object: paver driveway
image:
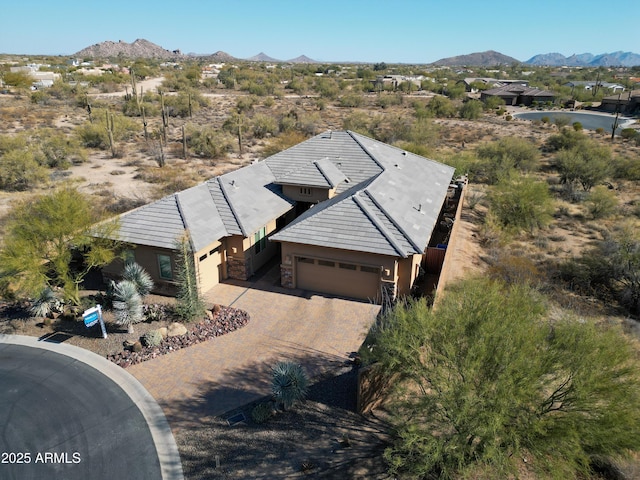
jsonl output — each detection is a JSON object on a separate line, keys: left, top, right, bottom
{"left": 127, "top": 270, "right": 380, "bottom": 426}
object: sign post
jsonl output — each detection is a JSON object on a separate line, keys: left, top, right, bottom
{"left": 83, "top": 305, "right": 107, "bottom": 339}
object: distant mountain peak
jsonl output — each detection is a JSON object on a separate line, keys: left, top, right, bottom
{"left": 525, "top": 51, "right": 640, "bottom": 66}
{"left": 287, "top": 55, "right": 317, "bottom": 63}
{"left": 74, "top": 38, "right": 181, "bottom": 59}
{"left": 247, "top": 52, "right": 281, "bottom": 62}
{"left": 431, "top": 50, "right": 520, "bottom": 67}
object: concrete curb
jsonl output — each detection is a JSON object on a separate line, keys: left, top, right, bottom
{"left": 0, "top": 334, "right": 184, "bottom": 480}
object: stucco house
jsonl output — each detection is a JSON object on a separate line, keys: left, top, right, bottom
{"left": 480, "top": 84, "right": 555, "bottom": 106}
{"left": 103, "top": 131, "right": 456, "bottom": 303}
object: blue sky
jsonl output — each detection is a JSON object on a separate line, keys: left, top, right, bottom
{"left": 1, "top": 0, "right": 638, "bottom": 63}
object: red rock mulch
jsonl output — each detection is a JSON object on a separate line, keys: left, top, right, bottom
{"left": 107, "top": 306, "right": 249, "bottom": 368}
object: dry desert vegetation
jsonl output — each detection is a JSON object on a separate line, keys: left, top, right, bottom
{"left": 1, "top": 63, "right": 640, "bottom": 479}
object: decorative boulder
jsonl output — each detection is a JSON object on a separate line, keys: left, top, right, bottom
{"left": 158, "top": 327, "right": 168, "bottom": 339}
{"left": 167, "top": 322, "right": 187, "bottom": 337}
{"left": 132, "top": 341, "right": 143, "bottom": 353}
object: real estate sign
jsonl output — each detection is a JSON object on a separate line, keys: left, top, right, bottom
{"left": 82, "top": 305, "right": 107, "bottom": 339}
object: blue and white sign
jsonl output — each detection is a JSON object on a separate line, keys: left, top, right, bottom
{"left": 82, "top": 305, "right": 107, "bottom": 339}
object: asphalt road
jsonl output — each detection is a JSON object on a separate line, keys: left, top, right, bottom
{"left": 0, "top": 343, "right": 162, "bottom": 480}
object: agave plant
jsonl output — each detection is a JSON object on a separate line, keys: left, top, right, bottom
{"left": 112, "top": 280, "right": 143, "bottom": 333}
{"left": 122, "top": 262, "right": 154, "bottom": 297}
{"left": 30, "top": 287, "right": 64, "bottom": 318}
{"left": 271, "top": 361, "right": 309, "bottom": 410}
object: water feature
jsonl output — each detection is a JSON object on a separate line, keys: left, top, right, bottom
{"left": 513, "top": 110, "right": 635, "bottom": 134}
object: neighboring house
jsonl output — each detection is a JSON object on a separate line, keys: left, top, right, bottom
{"left": 600, "top": 90, "right": 640, "bottom": 114}
{"left": 563, "top": 81, "right": 625, "bottom": 92}
{"left": 103, "top": 131, "right": 456, "bottom": 303}
{"left": 480, "top": 84, "right": 555, "bottom": 106}
{"left": 460, "top": 78, "right": 529, "bottom": 93}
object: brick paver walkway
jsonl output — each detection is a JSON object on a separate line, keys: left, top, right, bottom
{"left": 127, "top": 268, "right": 380, "bottom": 427}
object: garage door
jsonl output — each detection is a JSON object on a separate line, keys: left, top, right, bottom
{"left": 295, "top": 257, "right": 381, "bottom": 301}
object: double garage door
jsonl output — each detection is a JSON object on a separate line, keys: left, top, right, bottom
{"left": 295, "top": 256, "right": 381, "bottom": 301}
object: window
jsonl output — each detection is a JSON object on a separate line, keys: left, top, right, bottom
{"left": 199, "top": 254, "right": 208, "bottom": 262}
{"left": 339, "top": 263, "right": 357, "bottom": 270}
{"left": 254, "top": 227, "right": 267, "bottom": 254}
{"left": 360, "top": 265, "right": 380, "bottom": 274}
{"left": 210, "top": 246, "right": 220, "bottom": 255}
{"left": 300, "top": 187, "right": 312, "bottom": 196}
{"left": 318, "top": 260, "right": 335, "bottom": 267}
{"left": 157, "top": 254, "right": 173, "bottom": 280}
{"left": 298, "top": 257, "right": 315, "bottom": 264}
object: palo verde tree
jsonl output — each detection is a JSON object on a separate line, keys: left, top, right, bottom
{"left": 365, "top": 278, "right": 640, "bottom": 479}
{"left": 0, "top": 187, "right": 118, "bottom": 305}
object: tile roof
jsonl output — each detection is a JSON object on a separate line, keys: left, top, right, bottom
{"left": 113, "top": 131, "right": 454, "bottom": 258}
{"left": 270, "top": 131, "right": 455, "bottom": 256}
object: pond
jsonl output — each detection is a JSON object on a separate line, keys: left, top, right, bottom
{"left": 513, "top": 111, "right": 635, "bottom": 134}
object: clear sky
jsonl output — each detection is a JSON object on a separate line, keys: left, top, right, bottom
{"left": 1, "top": 0, "right": 638, "bottom": 63}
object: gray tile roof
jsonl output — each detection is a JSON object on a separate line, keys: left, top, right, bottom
{"left": 270, "top": 131, "right": 455, "bottom": 256}
{"left": 114, "top": 130, "right": 454, "bottom": 258}
{"left": 114, "top": 162, "right": 293, "bottom": 250}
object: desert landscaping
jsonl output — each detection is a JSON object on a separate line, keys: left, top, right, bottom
{"left": 1, "top": 53, "right": 640, "bottom": 479}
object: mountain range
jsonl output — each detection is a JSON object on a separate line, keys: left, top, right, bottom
{"left": 72, "top": 40, "right": 640, "bottom": 67}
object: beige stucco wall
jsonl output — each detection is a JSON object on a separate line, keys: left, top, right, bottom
{"left": 397, "top": 254, "right": 422, "bottom": 296}
{"left": 194, "top": 240, "right": 223, "bottom": 294}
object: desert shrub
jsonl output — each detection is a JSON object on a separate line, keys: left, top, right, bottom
{"left": 487, "top": 253, "right": 541, "bottom": 286}
{"left": 611, "top": 156, "right": 640, "bottom": 181}
{"left": 488, "top": 176, "right": 554, "bottom": 232}
{"left": 271, "top": 361, "right": 309, "bottom": 410}
{"left": 250, "top": 113, "right": 278, "bottom": 138}
{"left": 342, "top": 111, "right": 375, "bottom": 136}
{"left": 483, "top": 95, "right": 505, "bottom": 111}
{"left": 296, "top": 112, "right": 322, "bottom": 136}
{"left": 251, "top": 402, "right": 274, "bottom": 424}
{"left": 545, "top": 128, "right": 586, "bottom": 152}
{"left": 0, "top": 149, "right": 48, "bottom": 191}
{"left": 75, "top": 109, "right": 138, "bottom": 149}
{"left": 477, "top": 136, "right": 540, "bottom": 174}
{"left": 164, "top": 91, "right": 207, "bottom": 117}
{"left": 459, "top": 99, "right": 483, "bottom": 120}
{"left": 505, "top": 114, "right": 512, "bottom": 121}
{"left": 426, "top": 95, "right": 456, "bottom": 118}
{"left": 186, "top": 126, "right": 234, "bottom": 159}
{"left": 32, "top": 128, "right": 87, "bottom": 168}
{"left": 586, "top": 186, "right": 618, "bottom": 219}
{"left": 235, "top": 95, "right": 257, "bottom": 113}
{"left": 620, "top": 128, "right": 639, "bottom": 141}
{"left": 595, "top": 127, "right": 606, "bottom": 135}
{"left": 337, "top": 93, "right": 364, "bottom": 108}
{"left": 561, "top": 222, "right": 640, "bottom": 313}
{"left": 376, "top": 93, "right": 403, "bottom": 109}
{"left": 554, "top": 140, "right": 612, "bottom": 192}
{"left": 554, "top": 115, "right": 572, "bottom": 128}
{"left": 142, "top": 329, "right": 163, "bottom": 347}
{"left": 572, "top": 121, "right": 583, "bottom": 131}
{"left": 174, "top": 236, "right": 206, "bottom": 322}
{"left": 541, "top": 116, "right": 550, "bottom": 124}
{"left": 143, "top": 303, "right": 169, "bottom": 322}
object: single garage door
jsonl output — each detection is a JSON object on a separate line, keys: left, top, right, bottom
{"left": 295, "top": 256, "right": 381, "bottom": 301}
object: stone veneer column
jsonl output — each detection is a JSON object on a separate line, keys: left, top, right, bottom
{"left": 280, "top": 264, "right": 293, "bottom": 288}
{"left": 227, "top": 256, "right": 250, "bottom": 280}
{"left": 380, "top": 280, "right": 397, "bottom": 304}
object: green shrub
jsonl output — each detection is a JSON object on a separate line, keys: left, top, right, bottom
{"left": 595, "top": 127, "right": 606, "bottom": 135}
{"left": 611, "top": 156, "right": 640, "bottom": 181}
{"left": 142, "top": 329, "right": 163, "bottom": 347}
{"left": 505, "top": 114, "right": 512, "bottom": 121}
{"left": 250, "top": 113, "right": 278, "bottom": 138}
{"left": 620, "top": 128, "right": 639, "bottom": 141}
{"left": 488, "top": 176, "right": 554, "bottom": 232}
{"left": 271, "top": 361, "right": 309, "bottom": 410}
{"left": 186, "top": 126, "right": 234, "bottom": 159}
{"left": 459, "top": 99, "right": 483, "bottom": 120}
{"left": 541, "top": 116, "right": 550, "bottom": 124}
{"left": 337, "top": 93, "right": 364, "bottom": 108}
{"left": 586, "top": 186, "right": 618, "bottom": 219}
{"left": 251, "top": 402, "right": 274, "bottom": 424}
{"left": 572, "top": 121, "right": 583, "bottom": 131}
{"left": 0, "top": 149, "right": 48, "bottom": 191}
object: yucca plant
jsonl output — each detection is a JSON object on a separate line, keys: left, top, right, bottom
{"left": 122, "top": 262, "right": 154, "bottom": 297}
{"left": 112, "top": 280, "right": 143, "bottom": 333}
{"left": 271, "top": 361, "right": 309, "bottom": 410}
{"left": 30, "top": 287, "right": 64, "bottom": 318}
